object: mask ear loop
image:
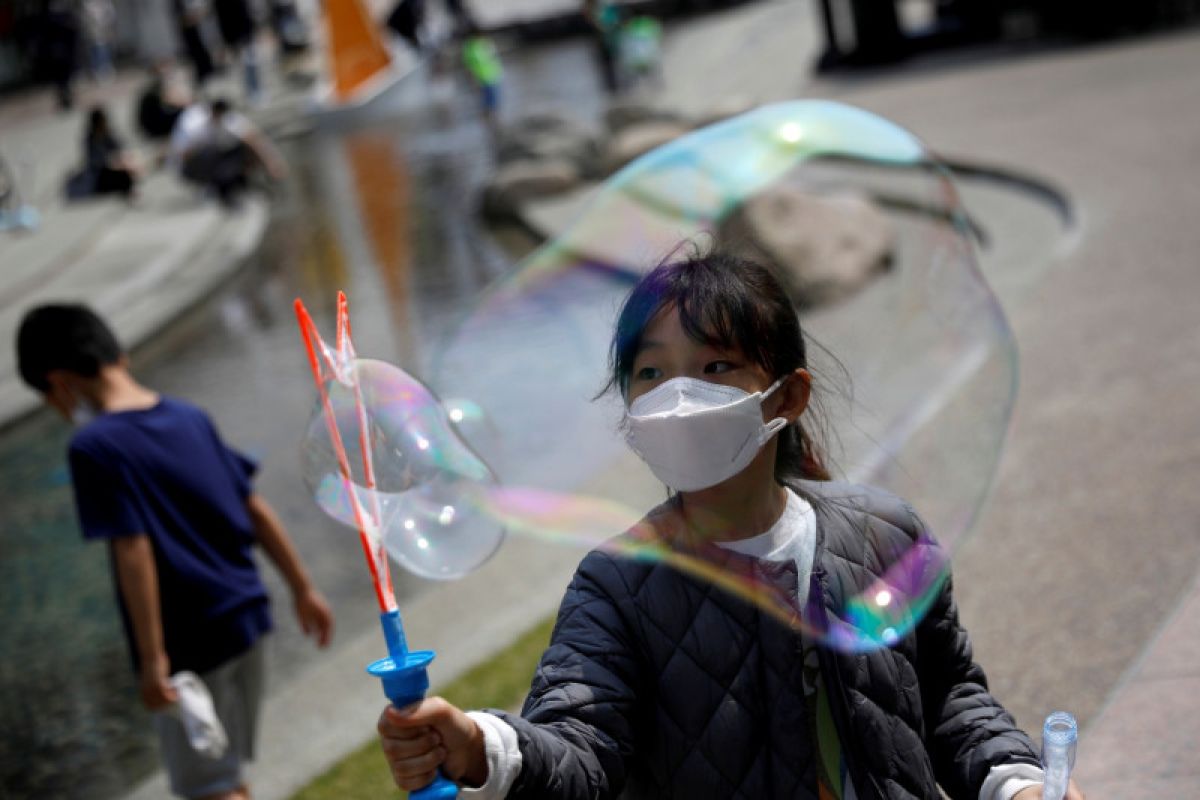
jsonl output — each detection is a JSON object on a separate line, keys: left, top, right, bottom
{"left": 760, "top": 375, "right": 789, "bottom": 400}
{"left": 760, "top": 416, "right": 789, "bottom": 444}
{"left": 758, "top": 376, "right": 792, "bottom": 444}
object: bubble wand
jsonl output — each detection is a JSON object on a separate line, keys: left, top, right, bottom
{"left": 295, "top": 293, "right": 458, "bottom": 800}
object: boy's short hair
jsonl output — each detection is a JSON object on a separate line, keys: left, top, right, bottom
{"left": 16, "top": 304, "right": 123, "bottom": 392}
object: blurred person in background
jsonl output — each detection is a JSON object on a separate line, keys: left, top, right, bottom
{"left": 460, "top": 21, "right": 503, "bottom": 135}
{"left": 81, "top": 0, "right": 117, "bottom": 81}
{"left": 170, "top": 97, "right": 287, "bottom": 207}
{"left": 136, "top": 61, "right": 189, "bottom": 143}
{"left": 36, "top": 0, "right": 80, "bottom": 110}
{"left": 173, "top": 0, "right": 216, "bottom": 88}
{"left": 442, "top": 0, "right": 472, "bottom": 33}
{"left": 584, "top": 0, "right": 621, "bottom": 94}
{"left": 386, "top": 0, "right": 428, "bottom": 54}
{"left": 212, "top": 0, "right": 261, "bottom": 104}
{"left": 268, "top": 0, "right": 310, "bottom": 54}
{"left": 66, "top": 106, "right": 140, "bottom": 201}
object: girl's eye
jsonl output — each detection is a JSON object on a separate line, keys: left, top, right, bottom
{"left": 704, "top": 360, "right": 735, "bottom": 375}
{"left": 635, "top": 366, "right": 661, "bottom": 381}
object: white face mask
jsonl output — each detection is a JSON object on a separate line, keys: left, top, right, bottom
{"left": 61, "top": 386, "right": 97, "bottom": 427}
{"left": 623, "top": 376, "right": 789, "bottom": 492}
{"left": 70, "top": 401, "right": 96, "bottom": 427}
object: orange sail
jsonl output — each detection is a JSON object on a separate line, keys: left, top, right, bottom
{"left": 325, "top": 0, "right": 393, "bottom": 103}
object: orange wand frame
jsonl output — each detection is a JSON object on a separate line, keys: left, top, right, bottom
{"left": 295, "top": 292, "right": 458, "bottom": 800}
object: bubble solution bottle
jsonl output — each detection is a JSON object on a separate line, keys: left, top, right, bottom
{"left": 1040, "top": 711, "right": 1077, "bottom": 800}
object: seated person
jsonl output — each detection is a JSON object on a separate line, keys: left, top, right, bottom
{"left": 169, "top": 98, "right": 287, "bottom": 207}
{"left": 136, "top": 62, "right": 188, "bottom": 141}
{"left": 67, "top": 106, "right": 139, "bottom": 200}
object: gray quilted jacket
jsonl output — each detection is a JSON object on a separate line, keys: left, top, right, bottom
{"left": 495, "top": 480, "right": 1039, "bottom": 799}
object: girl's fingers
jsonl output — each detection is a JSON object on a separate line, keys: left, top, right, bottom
{"left": 378, "top": 705, "right": 436, "bottom": 738}
{"left": 379, "top": 720, "right": 433, "bottom": 741}
{"left": 388, "top": 747, "right": 448, "bottom": 786}
{"left": 381, "top": 730, "right": 443, "bottom": 759}
{"left": 384, "top": 725, "right": 436, "bottom": 742}
{"left": 393, "top": 768, "right": 439, "bottom": 791}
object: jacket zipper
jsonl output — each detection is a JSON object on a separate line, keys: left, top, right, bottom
{"left": 812, "top": 563, "right": 880, "bottom": 800}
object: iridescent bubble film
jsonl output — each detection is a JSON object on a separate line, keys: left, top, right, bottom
{"left": 301, "top": 358, "right": 505, "bottom": 580}
{"left": 423, "top": 101, "right": 1016, "bottom": 651}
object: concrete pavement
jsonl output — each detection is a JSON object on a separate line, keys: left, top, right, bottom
{"left": 813, "top": 27, "right": 1200, "bottom": 796}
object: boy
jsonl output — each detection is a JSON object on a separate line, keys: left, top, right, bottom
{"left": 16, "top": 304, "right": 334, "bottom": 800}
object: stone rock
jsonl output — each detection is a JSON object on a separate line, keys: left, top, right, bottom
{"left": 604, "top": 100, "right": 685, "bottom": 134}
{"left": 602, "top": 120, "right": 691, "bottom": 174}
{"left": 720, "top": 187, "right": 895, "bottom": 308}
{"left": 480, "top": 157, "right": 582, "bottom": 222}
{"left": 496, "top": 114, "right": 602, "bottom": 177}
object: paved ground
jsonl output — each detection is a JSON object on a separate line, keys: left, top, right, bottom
{"left": 3, "top": 2, "right": 1197, "bottom": 798}
{"left": 814, "top": 28, "right": 1200, "bottom": 797}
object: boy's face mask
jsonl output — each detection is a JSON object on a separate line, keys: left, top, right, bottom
{"left": 69, "top": 397, "right": 97, "bottom": 427}
{"left": 623, "top": 376, "right": 789, "bottom": 492}
{"left": 46, "top": 376, "right": 97, "bottom": 427}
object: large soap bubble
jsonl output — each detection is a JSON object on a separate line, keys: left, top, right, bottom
{"left": 420, "top": 101, "right": 1016, "bottom": 651}
{"left": 301, "top": 357, "right": 505, "bottom": 580}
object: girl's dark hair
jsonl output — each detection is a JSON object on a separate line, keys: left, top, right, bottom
{"left": 16, "top": 304, "right": 123, "bottom": 392}
{"left": 605, "top": 247, "right": 832, "bottom": 482}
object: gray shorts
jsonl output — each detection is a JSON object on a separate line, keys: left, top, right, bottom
{"left": 154, "top": 640, "right": 266, "bottom": 799}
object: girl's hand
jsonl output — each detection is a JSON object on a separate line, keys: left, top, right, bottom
{"left": 378, "top": 697, "right": 487, "bottom": 790}
{"left": 1013, "top": 778, "right": 1086, "bottom": 799}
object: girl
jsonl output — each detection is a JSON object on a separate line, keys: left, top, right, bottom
{"left": 378, "top": 250, "right": 1084, "bottom": 799}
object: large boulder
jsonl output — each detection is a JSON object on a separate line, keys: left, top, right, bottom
{"left": 602, "top": 120, "right": 691, "bottom": 174}
{"left": 496, "top": 114, "right": 602, "bottom": 178}
{"left": 480, "top": 157, "right": 583, "bottom": 222}
{"left": 720, "top": 187, "right": 895, "bottom": 308}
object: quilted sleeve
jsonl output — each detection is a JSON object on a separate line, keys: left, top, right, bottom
{"left": 908, "top": 504, "right": 1041, "bottom": 799}
{"left": 493, "top": 550, "right": 642, "bottom": 800}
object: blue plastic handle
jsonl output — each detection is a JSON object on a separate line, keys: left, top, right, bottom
{"left": 368, "top": 610, "right": 459, "bottom": 800}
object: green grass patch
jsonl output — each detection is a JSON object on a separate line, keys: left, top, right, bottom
{"left": 290, "top": 615, "right": 556, "bottom": 800}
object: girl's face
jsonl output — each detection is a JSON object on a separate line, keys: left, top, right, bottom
{"left": 627, "top": 304, "right": 776, "bottom": 405}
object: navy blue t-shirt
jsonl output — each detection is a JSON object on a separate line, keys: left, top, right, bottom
{"left": 68, "top": 397, "right": 272, "bottom": 675}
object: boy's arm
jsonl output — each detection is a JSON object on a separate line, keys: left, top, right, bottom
{"left": 246, "top": 493, "right": 334, "bottom": 647}
{"left": 110, "top": 535, "right": 178, "bottom": 711}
